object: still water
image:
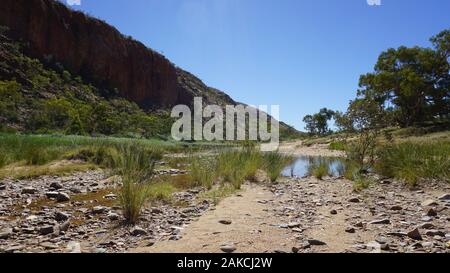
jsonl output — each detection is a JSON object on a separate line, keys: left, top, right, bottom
{"left": 281, "top": 156, "right": 347, "bottom": 178}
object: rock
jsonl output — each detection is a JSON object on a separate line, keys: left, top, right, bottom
{"left": 426, "top": 208, "right": 437, "bottom": 217}
{"left": 0, "top": 228, "right": 13, "bottom": 239}
{"left": 390, "top": 205, "right": 403, "bottom": 211}
{"left": 387, "top": 232, "right": 408, "bottom": 238}
{"left": 369, "top": 219, "right": 391, "bottom": 225}
{"left": 21, "top": 187, "right": 37, "bottom": 194}
{"left": 219, "top": 220, "right": 232, "bottom": 225}
{"left": 131, "top": 227, "right": 147, "bottom": 236}
{"left": 345, "top": 227, "right": 356, "bottom": 233}
{"left": 55, "top": 211, "right": 70, "bottom": 222}
{"left": 0, "top": 183, "right": 6, "bottom": 190}
{"left": 421, "top": 199, "right": 438, "bottom": 207}
{"left": 220, "top": 245, "right": 237, "bottom": 253}
{"left": 307, "top": 239, "right": 327, "bottom": 246}
{"left": 107, "top": 212, "right": 120, "bottom": 221}
{"left": 56, "top": 192, "right": 70, "bottom": 202}
{"left": 103, "top": 194, "right": 117, "bottom": 200}
{"left": 92, "top": 206, "right": 108, "bottom": 214}
{"left": 39, "top": 225, "right": 55, "bottom": 235}
{"left": 45, "top": 191, "right": 59, "bottom": 199}
{"left": 151, "top": 208, "right": 163, "bottom": 214}
{"left": 40, "top": 242, "right": 58, "bottom": 250}
{"left": 330, "top": 209, "right": 337, "bottom": 215}
{"left": 425, "top": 230, "right": 445, "bottom": 237}
{"left": 67, "top": 241, "right": 81, "bottom": 253}
{"left": 288, "top": 222, "right": 301, "bottom": 228}
{"left": 419, "top": 223, "right": 435, "bottom": 229}
{"left": 348, "top": 197, "right": 361, "bottom": 203}
{"left": 407, "top": 228, "right": 422, "bottom": 241}
{"left": 50, "top": 182, "right": 63, "bottom": 190}
{"left": 438, "top": 193, "right": 450, "bottom": 201}
{"left": 60, "top": 220, "right": 70, "bottom": 232}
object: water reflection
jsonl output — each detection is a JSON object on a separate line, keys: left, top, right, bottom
{"left": 281, "top": 156, "right": 347, "bottom": 178}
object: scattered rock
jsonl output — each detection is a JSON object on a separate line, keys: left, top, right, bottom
{"left": 56, "top": 192, "right": 70, "bottom": 202}
{"left": 407, "top": 228, "right": 422, "bottom": 241}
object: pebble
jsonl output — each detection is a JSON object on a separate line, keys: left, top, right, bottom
{"left": 39, "top": 225, "right": 55, "bottom": 235}
{"left": 219, "top": 220, "right": 232, "bottom": 225}
{"left": 0, "top": 228, "right": 13, "bottom": 239}
{"left": 131, "top": 227, "right": 147, "bottom": 236}
{"left": 56, "top": 192, "right": 70, "bottom": 202}
{"left": 369, "top": 218, "right": 391, "bottom": 225}
{"left": 55, "top": 211, "right": 70, "bottom": 222}
{"left": 345, "top": 227, "right": 356, "bottom": 233}
{"left": 421, "top": 199, "right": 438, "bottom": 207}
{"left": 307, "top": 239, "right": 327, "bottom": 246}
{"left": 407, "top": 228, "right": 423, "bottom": 241}
{"left": 50, "top": 182, "right": 63, "bottom": 190}
{"left": 21, "top": 187, "right": 37, "bottom": 195}
{"left": 220, "top": 245, "right": 237, "bottom": 253}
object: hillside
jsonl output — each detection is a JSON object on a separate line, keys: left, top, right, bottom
{"left": 0, "top": 0, "right": 299, "bottom": 139}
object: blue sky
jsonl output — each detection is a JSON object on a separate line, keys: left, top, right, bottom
{"left": 69, "top": 0, "right": 450, "bottom": 131}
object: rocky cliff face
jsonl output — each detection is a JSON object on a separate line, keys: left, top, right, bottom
{"left": 0, "top": 0, "right": 209, "bottom": 108}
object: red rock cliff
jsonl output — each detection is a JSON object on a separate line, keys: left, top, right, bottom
{"left": 0, "top": 0, "right": 194, "bottom": 108}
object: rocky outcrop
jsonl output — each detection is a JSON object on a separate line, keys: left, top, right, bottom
{"left": 0, "top": 0, "right": 199, "bottom": 108}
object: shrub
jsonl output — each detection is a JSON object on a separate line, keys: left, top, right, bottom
{"left": 352, "top": 175, "right": 374, "bottom": 192}
{"left": 308, "top": 160, "right": 330, "bottom": 180}
{"left": 262, "top": 152, "right": 292, "bottom": 182}
{"left": 188, "top": 156, "right": 216, "bottom": 189}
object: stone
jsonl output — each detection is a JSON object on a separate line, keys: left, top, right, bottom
{"left": 103, "top": 194, "right": 117, "bottom": 200}
{"left": 21, "top": 187, "right": 37, "bottom": 194}
{"left": 421, "top": 199, "right": 438, "bottom": 207}
{"left": 369, "top": 219, "right": 391, "bottom": 225}
{"left": 220, "top": 245, "right": 237, "bottom": 253}
{"left": 419, "top": 223, "right": 435, "bottom": 229}
{"left": 407, "top": 228, "right": 422, "bottom": 241}
{"left": 219, "top": 220, "right": 232, "bottom": 225}
{"left": 60, "top": 220, "right": 70, "bottom": 232}
{"left": 0, "top": 183, "right": 6, "bottom": 190}
{"left": 131, "top": 227, "right": 147, "bottom": 236}
{"left": 108, "top": 212, "right": 120, "bottom": 221}
{"left": 345, "top": 227, "right": 356, "bottom": 233}
{"left": 39, "top": 225, "right": 55, "bottom": 235}
{"left": 366, "top": 241, "right": 381, "bottom": 253}
{"left": 438, "top": 194, "right": 450, "bottom": 201}
{"left": 307, "top": 239, "right": 327, "bottom": 246}
{"left": 425, "top": 230, "right": 445, "bottom": 237}
{"left": 45, "top": 191, "right": 59, "bottom": 199}
{"left": 390, "top": 205, "right": 403, "bottom": 211}
{"left": 56, "top": 192, "right": 70, "bottom": 202}
{"left": 50, "top": 182, "right": 63, "bottom": 190}
{"left": 330, "top": 209, "right": 337, "bottom": 215}
{"left": 348, "top": 197, "right": 361, "bottom": 203}
{"left": 40, "top": 242, "right": 58, "bottom": 250}
{"left": 288, "top": 222, "right": 301, "bottom": 228}
{"left": 0, "top": 228, "right": 13, "bottom": 239}
{"left": 426, "top": 208, "right": 437, "bottom": 217}
{"left": 92, "top": 206, "right": 108, "bottom": 214}
{"left": 55, "top": 211, "right": 70, "bottom": 222}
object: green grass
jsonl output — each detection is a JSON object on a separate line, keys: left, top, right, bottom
{"left": 329, "top": 141, "right": 346, "bottom": 151}
{"left": 375, "top": 141, "right": 450, "bottom": 186}
{"left": 262, "top": 152, "right": 293, "bottom": 182}
{"left": 198, "top": 184, "right": 239, "bottom": 205}
{"left": 352, "top": 175, "right": 374, "bottom": 192}
{"left": 147, "top": 182, "right": 176, "bottom": 202}
{"left": 187, "top": 156, "right": 216, "bottom": 189}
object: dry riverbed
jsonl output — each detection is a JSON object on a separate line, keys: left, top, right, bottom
{"left": 0, "top": 164, "right": 449, "bottom": 253}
